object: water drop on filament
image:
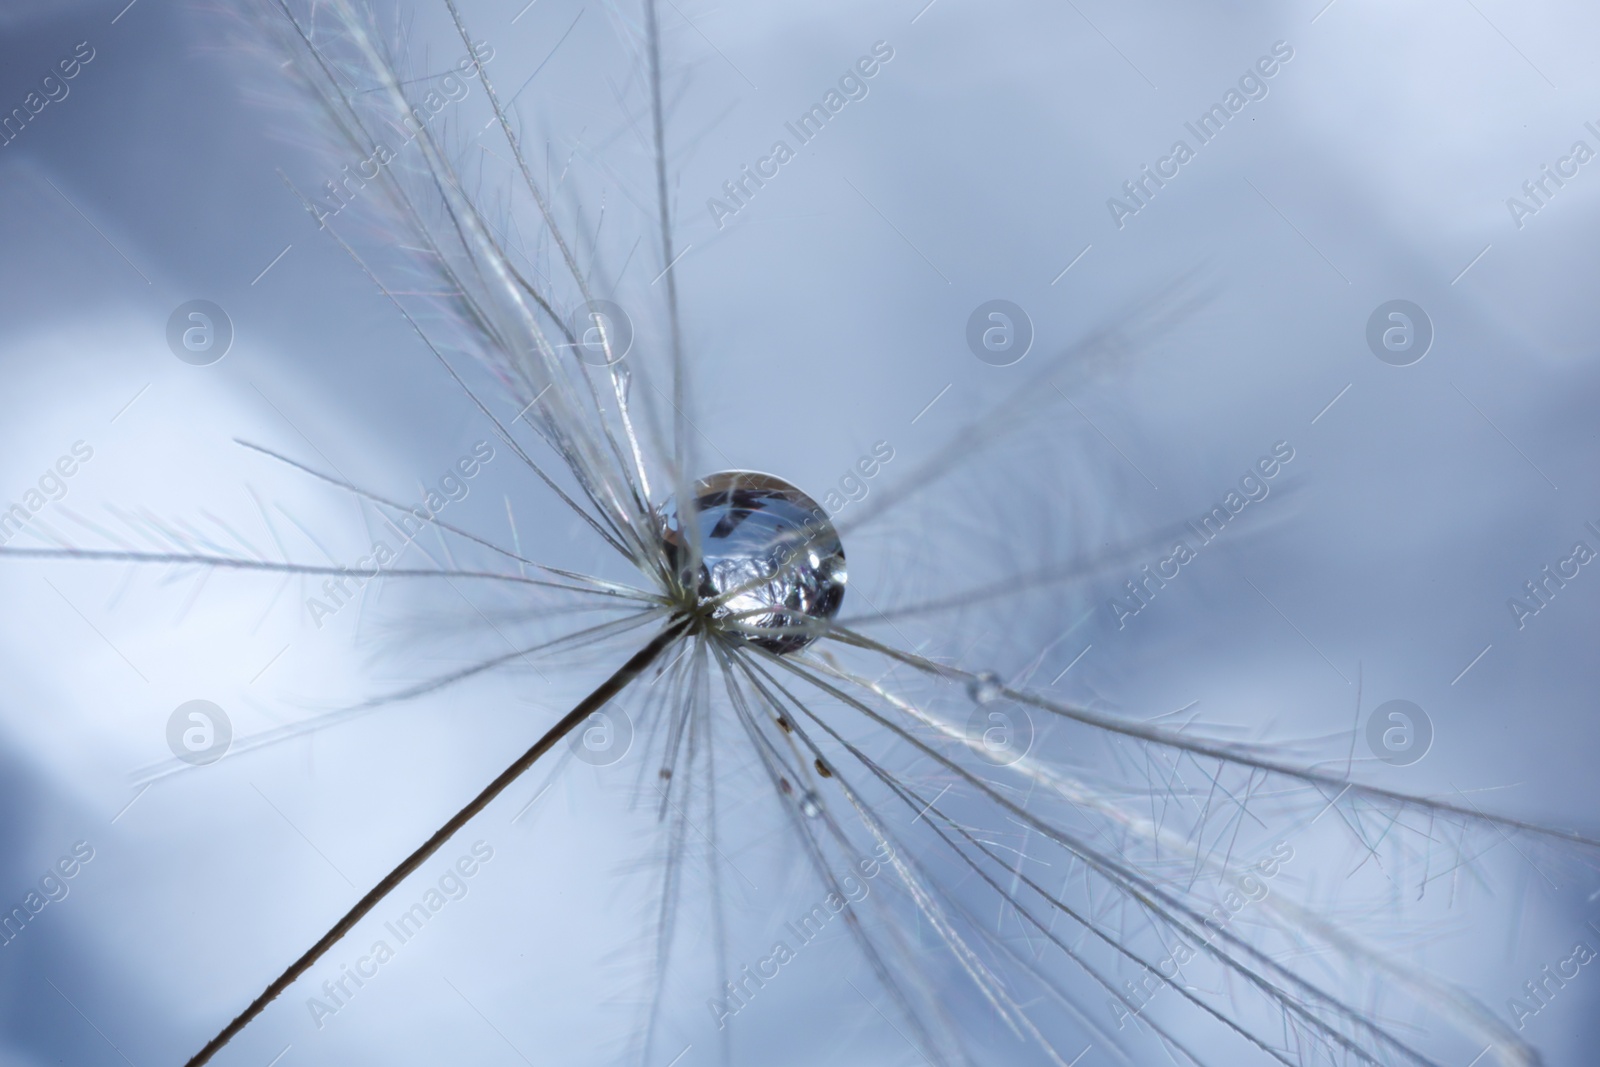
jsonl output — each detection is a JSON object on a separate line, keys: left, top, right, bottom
{"left": 968, "top": 672, "right": 1003, "bottom": 705}
{"left": 662, "top": 471, "right": 846, "bottom": 653}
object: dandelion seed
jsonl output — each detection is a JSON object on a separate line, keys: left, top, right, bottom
{"left": 4, "top": 2, "right": 1597, "bottom": 1067}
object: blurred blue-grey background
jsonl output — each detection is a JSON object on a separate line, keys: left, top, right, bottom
{"left": 1, "top": 0, "right": 1598, "bottom": 1064}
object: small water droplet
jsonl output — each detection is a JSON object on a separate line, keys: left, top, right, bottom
{"left": 661, "top": 471, "right": 846, "bottom": 653}
{"left": 800, "top": 791, "right": 822, "bottom": 818}
{"left": 968, "top": 671, "right": 1003, "bottom": 705}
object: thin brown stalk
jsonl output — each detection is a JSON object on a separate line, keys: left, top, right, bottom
{"left": 183, "top": 618, "right": 689, "bottom": 1067}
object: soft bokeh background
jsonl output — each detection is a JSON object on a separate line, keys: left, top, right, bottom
{"left": 1, "top": 0, "right": 1598, "bottom": 1064}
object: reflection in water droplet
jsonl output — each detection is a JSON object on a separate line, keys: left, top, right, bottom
{"left": 662, "top": 471, "right": 846, "bottom": 653}
{"left": 967, "top": 671, "right": 1003, "bottom": 705}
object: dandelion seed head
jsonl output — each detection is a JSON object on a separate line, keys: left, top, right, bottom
{"left": 659, "top": 470, "right": 845, "bottom": 653}
{"left": 23, "top": 5, "right": 1588, "bottom": 1066}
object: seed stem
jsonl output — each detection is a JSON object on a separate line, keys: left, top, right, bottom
{"left": 184, "top": 619, "right": 689, "bottom": 1067}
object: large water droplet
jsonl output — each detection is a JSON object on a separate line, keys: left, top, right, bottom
{"left": 662, "top": 471, "right": 846, "bottom": 653}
